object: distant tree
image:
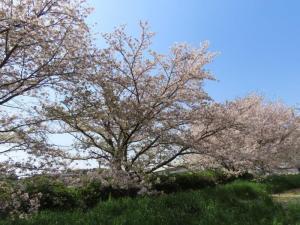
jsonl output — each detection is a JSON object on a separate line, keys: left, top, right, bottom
{"left": 187, "top": 95, "right": 300, "bottom": 174}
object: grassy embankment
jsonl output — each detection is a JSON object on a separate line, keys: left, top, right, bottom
{"left": 1, "top": 175, "right": 300, "bottom": 225}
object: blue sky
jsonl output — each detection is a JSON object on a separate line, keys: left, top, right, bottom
{"left": 87, "top": 0, "right": 300, "bottom": 106}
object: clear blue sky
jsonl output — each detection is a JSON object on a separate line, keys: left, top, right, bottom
{"left": 87, "top": 0, "right": 300, "bottom": 106}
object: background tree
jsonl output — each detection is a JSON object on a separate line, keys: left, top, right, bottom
{"left": 187, "top": 95, "right": 300, "bottom": 174}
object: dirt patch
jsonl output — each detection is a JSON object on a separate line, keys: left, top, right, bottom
{"left": 272, "top": 189, "right": 300, "bottom": 204}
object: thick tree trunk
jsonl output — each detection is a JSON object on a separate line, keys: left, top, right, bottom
{"left": 111, "top": 148, "right": 126, "bottom": 171}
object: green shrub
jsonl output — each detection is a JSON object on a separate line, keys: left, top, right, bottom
{"left": 152, "top": 169, "right": 253, "bottom": 193}
{"left": 0, "top": 181, "right": 14, "bottom": 218}
{"left": 101, "top": 186, "right": 140, "bottom": 200}
{"left": 1, "top": 181, "right": 298, "bottom": 225}
{"left": 79, "top": 180, "right": 103, "bottom": 208}
{"left": 216, "top": 180, "right": 268, "bottom": 202}
{"left": 22, "top": 176, "right": 140, "bottom": 211}
{"left": 10, "top": 172, "right": 299, "bottom": 217}
{"left": 23, "top": 176, "right": 80, "bottom": 211}
{"left": 262, "top": 174, "right": 300, "bottom": 193}
{"left": 0, "top": 180, "right": 42, "bottom": 219}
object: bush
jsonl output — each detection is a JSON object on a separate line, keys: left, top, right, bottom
{"left": 9, "top": 171, "right": 299, "bottom": 216}
{"left": 101, "top": 186, "right": 140, "bottom": 200}
{"left": 1, "top": 181, "right": 298, "bottom": 225}
{"left": 153, "top": 171, "right": 217, "bottom": 193}
{"left": 0, "top": 180, "right": 41, "bottom": 219}
{"left": 79, "top": 180, "right": 103, "bottom": 208}
{"left": 152, "top": 170, "right": 256, "bottom": 193}
{"left": 22, "top": 176, "right": 80, "bottom": 211}
{"left": 262, "top": 174, "right": 300, "bottom": 193}
{"left": 216, "top": 180, "right": 268, "bottom": 202}
{"left": 22, "top": 175, "right": 140, "bottom": 211}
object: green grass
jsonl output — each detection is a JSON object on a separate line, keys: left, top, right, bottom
{"left": 1, "top": 180, "right": 300, "bottom": 225}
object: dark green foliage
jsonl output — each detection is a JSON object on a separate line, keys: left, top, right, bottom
{"left": 22, "top": 176, "right": 80, "bottom": 211}
{"left": 21, "top": 176, "right": 140, "bottom": 211}
{"left": 0, "top": 181, "right": 14, "bottom": 218}
{"left": 12, "top": 170, "right": 255, "bottom": 213}
{"left": 78, "top": 180, "right": 103, "bottom": 209}
{"left": 152, "top": 170, "right": 251, "bottom": 193}
{"left": 235, "top": 171, "right": 255, "bottom": 181}
{"left": 153, "top": 172, "right": 217, "bottom": 193}
{"left": 262, "top": 174, "right": 300, "bottom": 193}
{"left": 2, "top": 172, "right": 299, "bottom": 223}
{"left": 98, "top": 186, "right": 139, "bottom": 200}
{"left": 1, "top": 181, "right": 299, "bottom": 225}
{"left": 79, "top": 180, "right": 139, "bottom": 209}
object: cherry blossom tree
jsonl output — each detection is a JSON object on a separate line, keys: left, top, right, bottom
{"left": 0, "top": 0, "right": 94, "bottom": 173}
{"left": 187, "top": 95, "right": 300, "bottom": 174}
{"left": 1, "top": 0, "right": 297, "bottom": 180}
{"left": 41, "top": 23, "right": 232, "bottom": 179}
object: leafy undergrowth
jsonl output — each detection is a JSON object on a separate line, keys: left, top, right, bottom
{"left": 1, "top": 181, "right": 300, "bottom": 225}
{"left": 262, "top": 174, "right": 300, "bottom": 193}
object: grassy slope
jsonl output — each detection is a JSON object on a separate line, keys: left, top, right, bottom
{"left": 1, "top": 181, "right": 300, "bottom": 225}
